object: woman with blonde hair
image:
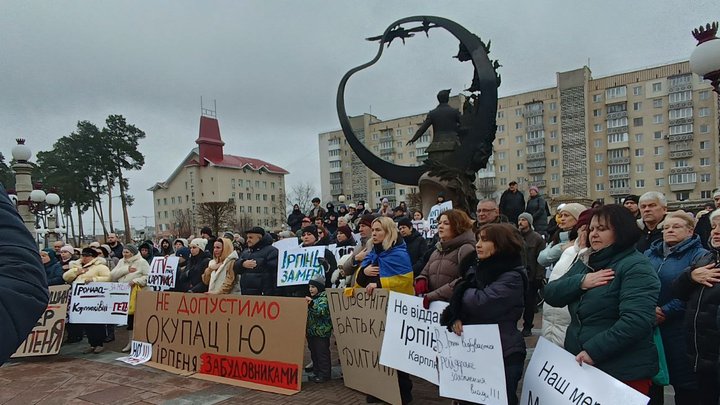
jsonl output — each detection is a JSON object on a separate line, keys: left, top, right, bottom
{"left": 202, "top": 237, "right": 239, "bottom": 294}
{"left": 110, "top": 244, "right": 151, "bottom": 352}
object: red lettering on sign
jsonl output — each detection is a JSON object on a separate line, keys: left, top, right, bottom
{"left": 198, "top": 353, "right": 299, "bottom": 391}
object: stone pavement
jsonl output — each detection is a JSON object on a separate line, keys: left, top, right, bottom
{"left": 0, "top": 312, "right": 673, "bottom": 404}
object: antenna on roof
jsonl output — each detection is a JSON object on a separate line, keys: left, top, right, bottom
{"left": 200, "top": 96, "right": 217, "bottom": 118}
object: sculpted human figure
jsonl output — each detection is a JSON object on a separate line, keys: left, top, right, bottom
{"left": 406, "top": 89, "right": 461, "bottom": 162}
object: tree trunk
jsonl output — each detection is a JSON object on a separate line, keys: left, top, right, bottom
{"left": 93, "top": 196, "right": 109, "bottom": 239}
{"left": 77, "top": 205, "right": 85, "bottom": 245}
{"left": 67, "top": 208, "right": 77, "bottom": 246}
{"left": 106, "top": 175, "right": 115, "bottom": 233}
{"left": 92, "top": 200, "right": 97, "bottom": 241}
{"left": 118, "top": 171, "right": 132, "bottom": 243}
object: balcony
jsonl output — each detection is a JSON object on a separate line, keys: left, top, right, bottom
{"left": 523, "top": 108, "right": 544, "bottom": 118}
{"left": 381, "top": 179, "right": 394, "bottom": 188}
{"left": 329, "top": 165, "right": 342, "bottom": 173}
{"left": 607, "top": 125, "right": 629, "bottom": 135}
{"left": 329, "top": 177, "right": 343, "bottom": 185}
{"left": 608, "top": 173, "right": 630, "bottom": 180}
{"left": 527, "top": 152, "right": 546, "bottom": 161}
{"left": 527, "top": 137, "right": 545, "bottom": 146}
{"left": 528, "top": 167, "right": 546, "bottom": 175}
{"left": 669, "top": 183, "right": 696, "bottom": 192}
{"left": 609, "top": 187, "right": 631, "bottom": 196}
{"left": 526, "top": 123, "right": 544, "bottom": 132}
{"left": 669, "top": 150, "right": 694, "bottom": 159}
{"left": 529, "top": 180, "right": 547, "bottom": 188}
{"left": 669, "top": 83, "right": 692, "bottom": 93}
{"left": 669, "top": 117, "right": 693, "bottom": 126}
{"left": 669, "top": 100, "right": 693, "bottom": 110}
{"left": 606, "top": 111, "right": 628, "bottom": 120}
{"left": 379, "top": 132, "right": 394, "bottom": 143}
{"left": 328, "top": 141, "right": 341, "bottom": 151}
{"left": 607, "top": 157, "right": 630, "bottom": 165}
{"left": 607, "top": 141, "right": 630, "bottom": 150}
{"left": 670, "top": 166, "right": 694, "bottom": 175}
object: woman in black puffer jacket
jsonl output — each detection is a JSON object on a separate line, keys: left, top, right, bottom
{"left": 673, "top": 208, "right": 720, "bottom": 405}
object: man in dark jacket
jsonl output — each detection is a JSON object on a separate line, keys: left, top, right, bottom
{"left": 106, "top": 232, "right": 124, "bottom": 260}
{"left": 200, "top": 226, "right": 216, "bottom": 255}
{"left": 287, "top": 204, "right": 305, "bottom": 233}
{"left": 0, "top": 184, "right": 50, "bottom": 363}
{"left": 636, "top": 191, "right": 667, "bottom": 253}
{"left": 499, "top": 181, "right": 525, "bottom": 225}
{"left": 235, "top": 227, "right": 279, "bottom": 296}
{"left": 398, "top": 217, "right": 428, "bottom": 277}
{"left": 525, "top": 186, "right": 549, "bottom": 237}
{"left": 695, "top": 190, "right": 720, "bottom": 250}
{"left": 518, "top": 213, "right": 547, "bottom": 337}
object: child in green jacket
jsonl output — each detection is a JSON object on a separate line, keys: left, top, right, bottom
{"left": 306, "top": 274, "right": 332, "bottom": 383}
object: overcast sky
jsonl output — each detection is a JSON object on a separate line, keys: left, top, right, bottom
{"left": 0, "top": 0, "right": 714, "bottom": 231}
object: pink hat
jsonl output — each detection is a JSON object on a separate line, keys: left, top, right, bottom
{"left": 60, "top": 245, "right": 75, "bottom": 254}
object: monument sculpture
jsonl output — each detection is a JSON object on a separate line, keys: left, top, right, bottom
{"left": 336, "top": 16, "right": 500, "bottom": 215}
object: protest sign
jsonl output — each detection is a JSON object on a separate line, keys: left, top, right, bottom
{"left": 436, "top": 324, "right": 507, "bottom": 404}
{"left": 277, "top": 245, "right": 326, "bottom": 287}
{"left": 327, "top": 288, "right": 401, "bottom": 405}
{"left": 426, "top": 201, "right": 453, "bottom": 238}
{"left": 147, "top": 256, "right": 179, "bottom": 290}
{"left": 331, "top": 243, "right": 357, "bottom": 265}
{"left": 12, "top": 285, "right": 70, "bottom": 358}
{"left": 68, "top": 282, "right": 130, "bottom": 324}
{"left": 380, "top": 291, "right": 447, "bottom": 384}
{"left": 273, "top": 237, "right": 299, "bottom": 251}
{"left": 133, "top": 291, "right": 307, "bottom": 395}
{"left": 521, "top": 337, "right": 650, "bottom": 405}
{"left": 116, "top": 340, "right": 153, "bottom": 365}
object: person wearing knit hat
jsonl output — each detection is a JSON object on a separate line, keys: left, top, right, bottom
{"left": 173, "top": 238, "right": 188, "bottom": 252}
{"left": 60, "top": 245, "right": 75, "bottom": 255}
{"left": 124, "top": 244, "right": 139, "bottom": 256}
{"left": 397, "top": 216, "right": 413, "bottom": 230}
{"left": 305, "top": 272, "right": 332, "bottom": 383}
{"left": 359, "top": 214, "right": 375, "bottom": 229}
{"left": 301, "top": 225, "right": 319, "bottom": 241}
{"left": 245, "top": 227, "right": 266, "bottom": 237}
{"left": 189, "top": 238, "right": 208, "bottom": 251}
{"left": 518, "top": 211, "right": 546, "bottom": 336}
{"left": 539, "top": 203, "right": 587, "bottom": 269}
{"left": 335, "top": 225, "right": 354, "bottom": 245}
{"left": 623, "top": 195, "right": 641, "bottom": 219}
{"left": 397, "top": 216, "right": 428, "bottom": 277}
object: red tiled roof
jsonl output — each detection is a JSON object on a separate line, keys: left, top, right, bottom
{"left": 210, "top": 154, "right": 289, "bottom": 174}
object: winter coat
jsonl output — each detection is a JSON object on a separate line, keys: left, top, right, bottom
{"left": 186, "top": 251, "right": 211, "bottom": 293}
{"left": 537, "top": 231, "right": 570, "bottom": 268}
{"left": 324, "top": 205, "right": 338, "bottom": 235}
{"left": 63, "top": 257, "right": 112, "bottom": 283}
{"left": 110, "top": 253, "right": 150, "bottom": 288}
{"left": 695, "top": 212, "right": 713, "bottom": 250}
{"left": 521, "top": 229, "right": 547, "bottom": 280}
{"left": 673, "top": 247, "right": 720, "bottom": 374}
{"left": 108, "top": 242, "right": 124, "bottom": 260}
{"left": 287, "top": 209, "right": 305, "bottom": 232}
{"left": 525, "top": 195, "right": 549, "bottom": 234}
{"left": 203, "top": 250, "right": 239, "bottom": 294}
{"left": 645, "top": 235, "right": 708, "bottom": 389}
{"left": 403, "top": 229, "right": 429, "bottom": 277}
{"left": 307, "top": 206, "right": 326, "bottom": 220}
{"left": 440, "top": 254, "right": 527, "bottom": 359}
{"left": 417, "top": 230, "right": 476, "bottom": 302}
{"left": 544, "top": 245, "right": 660, "bottom": 381}
{"left": 341, "top": 236, "right": 369, "bottom": 287}
{"left": 306, "top": 291, "right": 332, "bottom": 338}
{"left": 0, "top": 184, "right": 49, "bottom": 364}
{"left": 356, "top": 238, "right": 414, "bottom": 295}
{"left": 41, "top": 250, "right": 65, "bottom": 286}
{"left": 542, "top": 242, "right": 586, "bottom": 347}
{"left": 235, "top": 234, "right": 279, "bottom": 296}
{"left": 499, "top": 189, "right": 525, "bottom": 224}
{"left": 636, "top": 217, "right": 665, "bottom": 253}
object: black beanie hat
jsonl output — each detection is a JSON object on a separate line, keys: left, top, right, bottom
{"left": 301, "top": 225, "right": 319, "bottom": 240}
{"left": 397, "top": 216, "right": 413, "bottom": 229}
{"left": 246, "top": 226, "right": 266, "bottom": 237}
{"left": 81, "top": 247, "right": 99, "bottom": 257}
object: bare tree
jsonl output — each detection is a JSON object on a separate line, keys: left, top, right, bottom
{"left": 286, "top": 181, "right": 317, "bottom": 215}
{"left": 174, "top": 208, "right": 194, "bottom": 238}
{"left": 196, "top": 201, "right": 236, "bottom": 236}
{"left": 228, "top": 213, "right": 254, "bottom": 233}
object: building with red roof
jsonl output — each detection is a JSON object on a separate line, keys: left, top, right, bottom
{"left": 149, "top": 114, "right": 289, "bottom": 237}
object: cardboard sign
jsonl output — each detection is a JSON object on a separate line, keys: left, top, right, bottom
{"left": 277, "top": 245, "right": 326, "bottom": 287}
{"left": 426, "top": 201, "right": 453, "bottom": 238}
{"left": 380, "top": 291, "right": 448, "bottom": 384}
{"left": 436, "top": 324, "right": 507, "bottom": 405}
{"left": 12, "top": 285, "right": 71, "bottom": 358}
{"left": 327, "top": 288, "right": 401, "bottom": 405}
{"left": 116, "top": 341, "right": 153, "bottom": 365}
{"left": 521, "top": 337, "right": 650, "bottom": 405}
{"left": 133, "top": 291, "right": 307, "bottom": 395}
{"left": 147, "top": 256, "right": 179, "bottom": 290}
{"left": 68, "top": 282, "right": 130, "bottom": 324}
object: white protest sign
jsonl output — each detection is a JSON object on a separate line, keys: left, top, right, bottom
{"left": 436, "top": 324, "right": 507, "bottom": 405}
{"left": 331, "top": 243, "right": 357, "bottom": 265}
{"left": 277, "top": 245, "right": 326, "bottom": 287}
{"left": 116, "top": 340, "right": 153, "bottom": 366}
{"left": 352, "top": 232, "right": 362, "bottom": 245}
{"left": 147, "top": 256, "right": 179, "bottom": 290}
{"left": 521, "top": 337, "right": 649, "bottom": 405}
{"left": 426, "top": 201, "right": 453, "bottom": 238}
{"left": 380, "top": 291, "right": 448, "bottom": 384}
{"left": 273, "top": 237, "right": 299, "bottom": 251}
{"left": 68, "top": 282, "right": 130, "bottom": 324}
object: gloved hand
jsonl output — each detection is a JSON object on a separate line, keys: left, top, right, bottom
{"left": 414, "top": 278, "right": 429, "bottom": 296}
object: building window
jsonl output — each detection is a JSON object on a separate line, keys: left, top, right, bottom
{"left": 549, "top": 102, "right": 556, "bottom": 111}
{"left": 636, "top": 164, "right": 644, "bottom": 173}
{"left": 551, "top": 173, "right": 560, "bottom": 181}
{"left": 497, "top": 111, "right": 504, "bottom": 118}
{"left": 515, "top": 108, "right": 522, "bottom": 116}
{"left": 238, "top": 193, "right": 244, "bottom": 200}
{"left": 515, "top": 122, "right": 522, "bottom": 129}
{"left": 655, "top": 178, "right": 665, "bottom": 186}
{"left": 516, "top": 163, "right": 524, "bottom": 170}
{"left": 498, "top": 138, "right": 505, "bottom": 145}
{"left": 653, "top": 114, "right": 663, "bottom": 124}
{"left": 699, "top": 90, "right": 710, "bottom": 100}
{"left": 500, "top": 178, "right": 508, "bottom": 186}
{"left": 652, "top": 82, "right": 662, "bottom": 92}
{"left": 163, "top": 198, "right": 167, "bottom": 205}
{"left": 497, "top": 125, "right": 505, "bottom": 132}
{"left": 633, "top": 117, "right": 643, "bottom": 126}
{"left": 635, "top": 133, "right": 643, "bottom": 142}
{"left": 700, "top": 124, "right": 710, "bottom": 133}
{"left": 499, "top": 165, "right": 507, "bottom": 172}
{"left": 551, "top": 159, "right": 559, "bottom": 167}
{"left": 653, "top": 99, "right": 663, "bottom": 108}
{"left": 699, "top": 107, "right": 710, "bottom": 117}
{"left": 669, "top": 108, "right": 693, "bottom": 120}
{"left": 593, "top": 109, "right": 602, "bottom": 117}
{"left": 515, "top": 136, "right": 524, "bottom": 143}
{"left": 608, "top": 132, "right": 628, "bottom": 143}
{"left": 654, "top": 146, "right": 664, "bottom": 155}
{"left": 655, "top": 162, "right": 664, "bottom": 170}
{"left": 676, "top": 192, "right": 690, "bottom": 201}
{"left": 633, "top": 86, "right": 643, "bottom": 96}
{"left": 635, "top": 148, "right": 644, "bottom": 157}
{"left": 594, "top": 139, "right": 602, "bottom": 148}
{"left": 653, "top": 131, "right": 662, "bottom": 140}
{"left": 549, "top": 116, "right": 557, "bottom": 124}
{"left": 701, "top": 173, "right": 711, "bottom": 183}
{"left": 701, "top": 158, "right": 710, "bottom": 166}
{"left": 606, "top": 86, "right": 627, "bottom": 99}
{"left": 669, "top": 91, "right": 692, "bottom": 103}
{"left": 550, "top": 131, "right": 558, "bottom": 139}
{"left": 633, "top": 102, "right": 642, "bottom": 111}
{"left": 636, "top": 180, "right": 645, "bottom": 188}
{"left": 550, "top": 145, "right": 558, "bottom": 152}
{"left": 596, "top": 169, "right": 604, "bottom": 177}
{"left": 594, "top": 124, "right": 603, "bottom": 132}
{"left": 596, "top": 184, "right": 605, "bottom": 191}
{"left": 702, "top": 190, "right": 712, "bottom": 198}
{"left": 497, "top": 151, "right": 506, "bottom": 159}
{"left": 551, "top": 187, "right": 560, "bottom": 195}
{"left": 593, "top": 94, "right": 602, "bottom": 103}
{"left": 700, "top": 141, "right": 709, "bottom": 150}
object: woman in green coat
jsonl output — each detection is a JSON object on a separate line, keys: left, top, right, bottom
{"left": 544, "top": 204, "right": 660, "bottom": 396}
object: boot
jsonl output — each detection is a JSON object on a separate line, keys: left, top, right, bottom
{"left": 122, "top": 331, "right": 133, "bottom": 353}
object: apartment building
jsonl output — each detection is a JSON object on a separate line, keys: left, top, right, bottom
{"left": 320, "top": 61, "right": 719, "bottom": 208}
{"left": 149, "top": 114, "right": 288, "bottom": 237}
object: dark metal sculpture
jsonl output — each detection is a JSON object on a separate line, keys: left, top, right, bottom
{"left": 336, "top": 16, "right": 499, "bottom": 189}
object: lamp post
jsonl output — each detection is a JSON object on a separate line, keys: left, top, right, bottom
{"left": 690, "top": 22, "right": 720, "bottom": 94}
{"left": 28, "top": 186, "right": 63, "bottom": 248}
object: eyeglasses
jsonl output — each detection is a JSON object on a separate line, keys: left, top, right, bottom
{"left": 477, "top": 208, "right": 496, "bottom": 213}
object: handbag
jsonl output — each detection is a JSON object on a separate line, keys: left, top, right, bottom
{"left": 128, "top": 284, "right": 141, "bottom": 315}
{"left": 651, "top": 327, "right": 670, "bottom": 386}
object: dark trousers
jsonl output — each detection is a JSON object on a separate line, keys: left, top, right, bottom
{"left": 697, "top": 369, "right": 720, "bottom": 405}
{"left": 85, "top": 324, "right": 106, "bottom": 347}
{"left": 523, "top": 279, "right": 542, "bottom": 329}
{"left": 397, "top": 370, "right": 413, "bottom": 404}
{"left": 66, "top": 323, "right": 83, "bottom": 340}
{"left": 307, "top": 336, "right": 331, "bottom": 379}
{"left": 649, "top": 383, "right": 699, "bottom": 405}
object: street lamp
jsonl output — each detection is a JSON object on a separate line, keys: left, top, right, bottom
{"left": 27, "top": 183, "right": 63, "bottom": 248}
{"left": 690, "top": 22, "right": 720, "bottom": 94}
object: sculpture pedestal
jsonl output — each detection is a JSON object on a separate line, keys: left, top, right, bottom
{"left": 418, "top": 166, "right": 478, "bottom": 218}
